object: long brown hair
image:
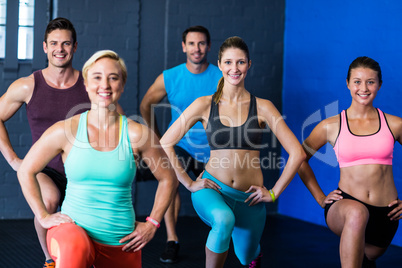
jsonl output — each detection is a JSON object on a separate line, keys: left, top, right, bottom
{"left": 214, "top": 36, "right": 250, "bottom": 104}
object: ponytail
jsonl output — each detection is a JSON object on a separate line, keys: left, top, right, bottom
{"left": 213, "top": 77, "right": 224, "bottom": 104}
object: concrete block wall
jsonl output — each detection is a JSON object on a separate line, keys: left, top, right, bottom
{"left": 0, "top": 0, "right": 285, "bottom": 219}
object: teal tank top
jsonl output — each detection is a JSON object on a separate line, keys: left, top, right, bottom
{"left": 62, "top": 111, "right": 136, "bottom": 245}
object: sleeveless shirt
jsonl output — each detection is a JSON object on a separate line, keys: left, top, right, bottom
{"left": 164, "top": 63, "right": 222, "bottom": 162}
{"left": 62, "top": 111, "right": 136, "bottom": 245}
{"left": 333, "top": 109, "right": 394, "bottom": 168}
{"left": 26, "top": 70, "right": 90, "bottom": 175}
{"left": 206, "top": 94, "right": 263, "bottom": 150}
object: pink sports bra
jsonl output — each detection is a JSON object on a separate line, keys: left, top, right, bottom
{"left": 333, "top": 109, "right": 395, "bottom": 168}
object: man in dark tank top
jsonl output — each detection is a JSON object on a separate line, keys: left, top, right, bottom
{"left": 0, "top": 18, "right": 89, "bottom": 268}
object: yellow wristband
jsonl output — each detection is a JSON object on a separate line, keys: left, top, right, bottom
{"left": 269, "top": 189, "right": 276, "bottom": 202}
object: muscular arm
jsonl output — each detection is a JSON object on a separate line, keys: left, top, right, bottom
{"left": 0, "top": 76, "right": 34, "bottom": 171}
{"left": 259, "top": 98, "right": 306, "bottom": 198}
{"left": 139, "top": 74, "right": 167, "bottom": 137}
{"left": 298, "top": 117, "right": 338, "bottom": 207}
{"left": 160, "top": 96, "right": 214, "bottom": 192}
{"left": 120, "top": 121, "right": 177, "bottom": 251}
{"left": 17, "top": 120, "right": 73, "bottom": 227}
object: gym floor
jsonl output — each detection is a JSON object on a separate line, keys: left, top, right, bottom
{"left": 0, "top": 214, "right": 401, "bottom": 267}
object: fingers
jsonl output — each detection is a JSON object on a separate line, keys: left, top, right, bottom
{"left": 324, "top": 190, "right": 343, "bottom": 204}
{"left": 120, "top": 222, "right": 156, "bottom": 252}
{"left": 121, "top": 233, "right": 144, "bottom": 252}
{"left": 196, "top": 170, "right": 205, "bottom": 180}
{"left": 245, "top": 185, "right": 256, "bottom": 193}
{"left": 193, "top": 178, "right": 221, "bottom": 193}
{"left": 245, "top": 186, "right": 267, "bottom": 205}
{"left": 41, "top": 213, "right": 74, "bottom": 229}
{"left": 388, "top": 200, "right": 402, "bottom": 221}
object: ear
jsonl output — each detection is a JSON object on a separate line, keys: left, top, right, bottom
{"left": 218, "top": 60, "right": 222, "bottom": 71}
{"left": 43, "top": 41, "right": 48, "bottom": 53}
{"left": 248, "top": 60, "right": 252, "bottom": 69}
{"left": 73, "top": 42, "right": 78, "bottom": 53}
{"left": 346, "top": 79, "right": 351, "bottom": 90}
{"left": 182, "top": 41, "right": 186, "bottom": 53}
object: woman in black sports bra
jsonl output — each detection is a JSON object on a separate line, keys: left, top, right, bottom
{"left": 161, "top": 36, "right": 305, "bottom": 268}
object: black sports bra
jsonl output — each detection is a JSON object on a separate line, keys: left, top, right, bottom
{"left": 206, "top": 94, "right": 263, "bottom": 150}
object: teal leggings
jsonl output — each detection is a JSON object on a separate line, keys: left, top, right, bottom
{"left": 191, "top": 170, "right": 266, "bottom": 265}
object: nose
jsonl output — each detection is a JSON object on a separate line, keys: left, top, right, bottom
{"left": 100, "top": 77, "right": 110, "bottom": 88}
{"left": 55, "top": 43, "right": 64, "bottom": 51}
{"left": 232, "top": 63, "right": 240, "bottom": 71}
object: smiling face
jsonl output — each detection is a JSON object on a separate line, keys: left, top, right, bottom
{"left": 218, "top": 47, "right": 251, "bottom": 87}
{"left": 43, "top": 29, "right": 77, "bottom": 69}
{"left": 182, "top": 31, "right": 210, "bottom": 65}
{"left": 85, "top": 57, "right": 124, "bottom": 108}
{"left": 347, "top": 67, "right": 381, "bottom": 106}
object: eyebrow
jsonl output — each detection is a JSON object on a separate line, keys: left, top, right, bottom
{"left": 91, "top": 71, "right": 120, "bottom": 76}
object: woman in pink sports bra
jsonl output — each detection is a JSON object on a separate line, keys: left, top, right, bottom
{"left": 298, "top": 56, "right": 402, "bottom": 268}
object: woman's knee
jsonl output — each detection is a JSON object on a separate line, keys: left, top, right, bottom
{"left": 327, "top": 201, "right": 369, "bottom": 234}
{"left": 212, "top": 210, "right": 235, "bottom": 233}
{"left": 47, "top": 223, "right": 93, "bottom": 259}
{"left": 344, "top": 205, "right": 369, "bottom": 230}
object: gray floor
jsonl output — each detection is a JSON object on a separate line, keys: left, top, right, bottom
{"left": 0, "top": 215, "right": 401, "bottom": 267}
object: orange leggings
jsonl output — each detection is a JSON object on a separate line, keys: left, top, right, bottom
{"left": 47, "top": 223, "right": 141, "bottom": 268}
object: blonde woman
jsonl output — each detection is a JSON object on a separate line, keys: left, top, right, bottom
{"left": 17, "top": 50, "right": 176, "bottom": 267}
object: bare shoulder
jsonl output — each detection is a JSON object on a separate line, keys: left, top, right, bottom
{"left": 383, "top": 112, "right": 402, "bottom": 140}
{"left": 193, "top": 95, "right": 213, "bottom": 108}
{"left": 5, "top": 74, "right": 35, "bottom": 102}
{"left": 191, "top": 95, "right": 213, "bottom": 119}
{"left": 306, "top": 114, "right": 340, "bottom": 146}
{"left": 383, "top": 112, "right": 402, "bottom": 124}
{"left": 255, "top": 97, "right": 280, "bottom": 117}
{"left": 255, "top": 96, "right": 275, "bottom": 108}
{"left": 127, "top": 118, "right": 152, "bottom": 143}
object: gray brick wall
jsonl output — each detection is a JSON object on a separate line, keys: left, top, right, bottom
{"left": 0, "top": 0, "right": 285, "bottom": 219}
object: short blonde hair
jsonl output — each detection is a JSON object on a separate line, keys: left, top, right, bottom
{"left": 82, "top": 50, "right": 127, "bottom": 86}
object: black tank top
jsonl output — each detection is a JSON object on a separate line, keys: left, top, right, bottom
{"left": 206, "top": 94, "right": 263, "bottom": 150}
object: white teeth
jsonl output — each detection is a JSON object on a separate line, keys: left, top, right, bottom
{"left": 98, "top": 93, "right": 111, "bottom": 97}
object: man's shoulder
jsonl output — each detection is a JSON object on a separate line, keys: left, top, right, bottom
{"left": 9, "top": 73, "right": 36, "bottom": 93}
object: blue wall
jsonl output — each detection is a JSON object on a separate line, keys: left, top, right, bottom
{"left": 280, "top": 0, "right": 402, "bottom": 247}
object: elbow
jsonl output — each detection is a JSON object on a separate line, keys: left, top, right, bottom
{"left": 290, "top": 146, "right": 307, "bottom": 166}
{"left": 16, "top": 168, "right": 27, "bottom": 185}
{"left": 139, "top": 101, "right": 149, "bottom": 117}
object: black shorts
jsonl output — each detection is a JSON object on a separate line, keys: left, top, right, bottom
{"left": 41, "top": 167, "right": 67, "bottom": 205}
{"left": 324, "top": 188, "right": 399, "bottom": 248}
